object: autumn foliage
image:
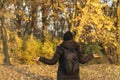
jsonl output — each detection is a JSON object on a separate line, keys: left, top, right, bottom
{"left": 0, "top": 0, "right": 120, "bottom": 65}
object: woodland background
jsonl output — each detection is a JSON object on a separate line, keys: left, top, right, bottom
{"left": 0, "top": 0, "right": 120, "bottom": 70}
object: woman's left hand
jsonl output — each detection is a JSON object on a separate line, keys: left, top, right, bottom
{"left": 92, "top": 54, "right": 100, "bottom": 58}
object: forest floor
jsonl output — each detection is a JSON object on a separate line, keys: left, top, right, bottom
{"left": 0, "top": 63, "right": 120, "bottom": 80}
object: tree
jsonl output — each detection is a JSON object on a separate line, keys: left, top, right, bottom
{"left": 0, "top": 0, "right": 11, "bottom": 65}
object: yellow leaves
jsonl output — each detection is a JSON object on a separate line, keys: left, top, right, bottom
{"left": 74, "top": 26, "right": 83, "bottom": 42}
{"left": 81, "top": 39, "right": 85, "bottom": 43}
{"left": 113, "top": 0, "right": 118, "bottom": 2}
{"left": 0, "top": 9, "right": 5, "bottom": 17}
{"left": 5, "top": 12, "right": 16, "bottom": 19}
{"left": 91, "top": 39, "right": 96, "bottom": 42}
{"left": 23, "top": 15, "right": 29, "bottom": 22}
{"left": 97, "top": 24, "right": 103, "bottom": 29}
{"left": 18, "top": 10, "right": 25, "bottom": 16}
{"left": 70, "top": 17, "right": 80, "bottom": 26}
{"left": 0, "top": 53, "right": 4, "bottom": 64}
{"left": 90, "top": 2, "right": 100, "bottom": 7}
{"left": 16, "top": 10, "right": 32, "bottom": 22}
{"left": 56, "top": 0, "right": 73, "bottom": 24}
{"left": 0, "top": 8, "right": 15, "bottom": 19}
{"left": 45, "top": 0, "right": 52, "bottom": 6}
{"left": 41, "top": 41, "right": 54, "bottom": 58}
{"left": 77, "top": 1, "right": 116, "bottom": 45}
{"left": 118, "top": 5, "right": 120, "bottom": 27}
{"left": 14, "top": 34, "right": 23, "bottom": 49}
{"left": 104, "top": 26, "right": 112, "bottom": 31}
{"left": 118, "top": 5, "right": 120, "bottom": 16}
{"left": 57, "top": 0, "right": 65, "bottom": 10}
{"left": 51, "top": 12, "right": 58, "bottom": 17}
{"left": 57, "top": 0, "right": 63, "bottom": 3}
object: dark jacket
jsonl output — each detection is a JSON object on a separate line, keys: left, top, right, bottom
{"left": 39, "top": 40, "right": 93, "bottom": 80}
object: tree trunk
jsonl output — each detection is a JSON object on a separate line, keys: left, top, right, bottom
{"left": 116, "top": 0, "right": 120, "bottom": 64}
{"left": 42, "top": 6, "right": 47, "bottom": 42}
{"left": 0, "top": 0, "right": 11, "bottom": 65}
{"left": 116, "top": 0, "right": 120, "bottom": 27}
{"left": 0, "top": 18, "right": 11, "bottom": 65}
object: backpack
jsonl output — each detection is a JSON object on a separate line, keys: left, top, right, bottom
{"left": 60, "top": 46, "right": 79, "bottom": 75}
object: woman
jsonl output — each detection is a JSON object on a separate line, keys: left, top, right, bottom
{"left": 33, "top": 31, "right": 99, "bottom": 80}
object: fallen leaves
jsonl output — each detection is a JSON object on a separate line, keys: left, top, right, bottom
{"left": 0, "top": 64, "right": 120, "bottom": 80}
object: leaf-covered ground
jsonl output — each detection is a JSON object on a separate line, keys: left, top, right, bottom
{"left": 0, "top": 63, "right": 120, "bottom": 80}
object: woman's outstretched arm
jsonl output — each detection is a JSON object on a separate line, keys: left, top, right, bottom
{"left": 33, "top": 46, "right": 62, "bottom": 65}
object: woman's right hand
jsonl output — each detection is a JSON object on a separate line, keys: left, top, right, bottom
{"left": 32, "top": 57, "right": 40, "bottom": 61}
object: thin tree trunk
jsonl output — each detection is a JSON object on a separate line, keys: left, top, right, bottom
{"left": 0, "top": 18, "right": 11, "bottom": 65}
{"left": 42, "top": 6, "right": 47, "bottom": 42}
{"left": 115, "top": 0, "right": 120, "bottom": 42}
{"left": 0, "top": 0, "right": 11, "bottom": 65}
{"left": 116, "top": 0, "right": 120, "bottom": 64}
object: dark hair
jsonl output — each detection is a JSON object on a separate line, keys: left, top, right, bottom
{"left": 63, "top": 31, "right": 73, "bottom": 41}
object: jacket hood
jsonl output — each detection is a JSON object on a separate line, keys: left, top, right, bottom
{"left": 60, "top": 40, "right": 79, "bottom": 50}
